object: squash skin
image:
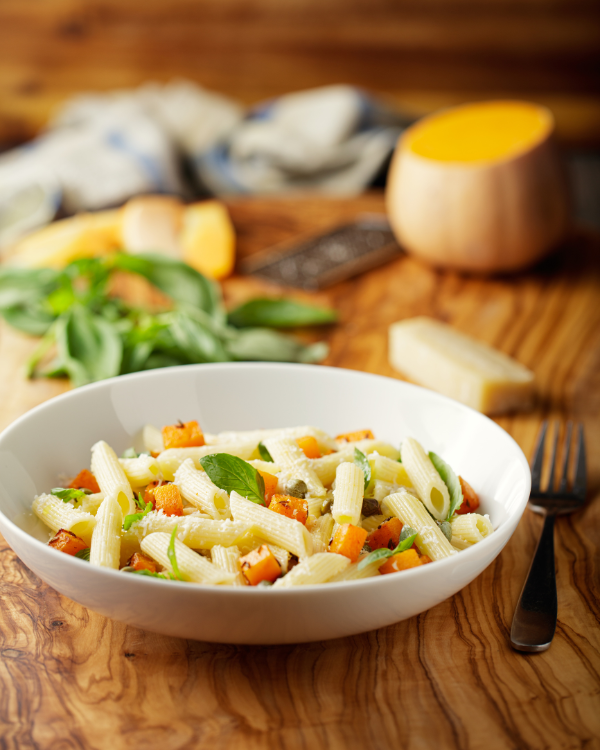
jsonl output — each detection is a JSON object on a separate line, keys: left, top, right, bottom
{"left": 386, "top": 103, "right": 570, "bottom": 273}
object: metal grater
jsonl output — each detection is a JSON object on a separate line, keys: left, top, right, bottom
{"left": 241, "top": 215, "right": 402, "bottom": 290}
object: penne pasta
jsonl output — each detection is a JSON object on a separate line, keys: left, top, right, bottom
{"left": 90, "top": 493, "right": 122, "bottom": 568}
{"left": 122, "top": 512, "right": 249, "bottom": 549}
{"left": 273, "top": 553, "right": 349, "bottom": 587}
{"left": 400, "top": 438, "right": 450, "bottom": 520}
{"left": 382, "top": 490, "right": 456, "bottom": 561}
{"left": 331, "top": 462, "right": 364, "bottom": 526}
{"left": 174, "top": 458, "right": 230, "bottom": 519}
{"left": 450, "top": 513, "right": 494, "bottom": 546}
{"left": 264, "top": 436, "right": 327, "bottom": 516}
{"left": 229, "top": 491, "right": 313, "bottom": 559}
{"left": 211, "top": 545, "right": 246, "bottom": 586}
{"left": 157, "top": 442, "right": 256, "bottom": 481}
{"left": 141, "top": 532, "right": 235, "bottom": 584}
{"left": 91, "top": 441, "right": 136, "bottom": 516}
{"left": 33, "top": 493, "right": 96, "bottom": 543}
{"left": 307, "top": 512, "right": 335, "bottom": 554}
{"left": 143, "top": 424, "right": 164, "bottom": 454}
{"left": 119, "top": 454, "right": 160, "bottom": 487}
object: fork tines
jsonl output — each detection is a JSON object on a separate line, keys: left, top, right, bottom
{"left": 531, "top": 421, "right": 587, "bottom": 499}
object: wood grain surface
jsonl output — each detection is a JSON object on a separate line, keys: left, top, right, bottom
{"left": 0, "top": 194, "right": 599, "bottom": 749}
{"left": 1, "top": 0, "right": 600, "bottom": 146}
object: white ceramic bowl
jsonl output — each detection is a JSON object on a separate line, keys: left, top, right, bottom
{"left": 0, "top": 363, "right": 530, "bottom": 644}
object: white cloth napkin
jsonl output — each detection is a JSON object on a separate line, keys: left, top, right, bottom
{"left": 0, "top": 81, "right": 408, "bottom": 246}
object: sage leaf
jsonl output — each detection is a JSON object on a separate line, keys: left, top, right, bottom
{"left": 258, "top": 442, "right": 274, "bottom": 462}
{"left": 428, "top": 452, "right": 463, "bottom": 520}
{"left": 199, "top": 454, "right": 266, "bottom": 505}
{"left": 228, "top": 298, "right": 337, "bottom": 329}
{"left": 354, "top": 447, "right": 371, "bottom": 491}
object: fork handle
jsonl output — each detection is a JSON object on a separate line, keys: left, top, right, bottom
{"left": 510, "top": 512, "right": 557, "bottom": 653}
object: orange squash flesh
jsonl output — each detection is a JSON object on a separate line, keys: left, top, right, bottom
{"left": 258, "top": 470, "right": 279, "bottom": 506}
{"left": 127, "top": 552, "right": 160, "bottom": 573}
{"left": 144, "top": 481, "right": 160, "bottom": 506}
{"left": 69, "top": 469, "right": 100, "bottom": 494}
{"left": 162, "top": 420, "right": 205, "bottom": 450}
{"left": 367, "top": 517, "right": 403, "bottom": 551}
{"left": 48, "top": 529, "right": 89, "bottom": 556}
{"left": 153, "top": 483, "right": 183, "bottom": 516}
{"left": 328, "top": 523, "right": 368, "bottom": 563}
{"left": 269, "top": 494, "right": 309, "bottom": 525}
{"left": 296, "top": 436, "right": 321, "bottom": 459}
{"left": 457, "top": 477, "right": 480, "bottom": 514}
{"left": 240, "top": 545, "right": 282, "bottom": 585}
{"left": 335, "top": 430, "right": 374, "bottom": 443}
{"left": 380, "top": 549, "right": 423, "bottom": 574}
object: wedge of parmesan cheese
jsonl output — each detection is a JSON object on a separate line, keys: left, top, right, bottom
{"left": 389, "top": 317, "right": 534, "bottom": 415}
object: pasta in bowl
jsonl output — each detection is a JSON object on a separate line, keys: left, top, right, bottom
{"left": 0, "top": 363, "right": 530, "bottom": 643}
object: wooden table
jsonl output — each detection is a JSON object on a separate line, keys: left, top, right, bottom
{"left": 0, "top": 195, "right": 598, "bottom": 749}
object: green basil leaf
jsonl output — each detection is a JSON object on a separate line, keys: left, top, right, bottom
{"left": 168, "top": 526, "right": 184, "bottom": 580}
{"left": 199, "top": 454, "right": 266, "bottom": 505}
{"left": 399, "top": 525, "right": 417, "bottom": 543}
{"left": 122, "top": 567, "right": 172, "bottom": 579}
{"left": 357, "top": 547, "right": 394, "bottom": 571}
{"left": 168, "top": 311, "right": 231, "bottom": 364}
{"left": 228, "top": 298, "right": 337, "bottom": 329}
{"left": 354, "top": 447, "right": 371, "bottom": 491}
{"left": 0, "top": 267, "right": 61, "bottom": 309}
{"left": 75, "top": 548, "right": 90, "bottom": 561}
{"left": 112, "top": 253, "right": 222, "bottom": 318}
{"left": 439, "top": 521, "right": 452, "bottom": 542}
{"left": 55, "top": 306, "right": 123, "bottom": 387}
{"left": 390, "top": 531, "right": 418, "bottom": 555}
{"left": 121, "top": 447, "right": 138, "bottom": 459}
{"left": 2, "top": 304, "right": 55, "bottom": 336}
{"left": 123, "top": 498, "right": 153, "bottom": 531}
{"left": 226, "top": 328, "right": 328, "bottom": 363}
{"left": 428, "top": 451, "right": 464, "bottom": 520}
{"left": 51, "top": 487, "right": 88, "bottom": 502}
{"left": 258, "top": 442, "right": 274, "bottom": 462}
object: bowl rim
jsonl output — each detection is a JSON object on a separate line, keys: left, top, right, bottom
{"left": 0, "top": 361, "right": 531, "bottom": 594}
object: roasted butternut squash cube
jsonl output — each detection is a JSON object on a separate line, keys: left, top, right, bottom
{"left": 269, "top": 494, "right": 309, "bottom": 525}
{"left": 328, "top": 523, "right": 368, "bottom": 563}
{"left": 154, "top": 483, "right": 183, "bottom": 516}
{"left": 240, "top": 545, "right": 282, "bottom": 585}
{"left": 379, "top": 548, "right": 424, "bottom": 574}
{"left": 457, "top": 477, "right": 480, "bottom": 514}
{"left": 367, "top": 516, "right": 403, "bottom": 551}
{"left": 335, "top": 430, "right": 374, "bottom": 443}
{"left": 69, "top": 469, "right": 100, "bottom": 494}
{"left": 162, "top": 420, "right": 205, "bottom": 450}
{"left": 296, "top": 436, "right": 321, "bottom": 459}
{"left": 127, "top": 552, "right": 160, "bottom": 573}
{"left": 258, "top": 470, "right": 279, "bottom": 506}
{"left": 144, "top": 480, "right": 160, "bottom": 506}
{"left": 48, "top": 529, "right": 89, "bottom": 556}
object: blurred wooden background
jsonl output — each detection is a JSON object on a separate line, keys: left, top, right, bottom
{"left": 0, "top": 0, "right": 599, "bottom": 147}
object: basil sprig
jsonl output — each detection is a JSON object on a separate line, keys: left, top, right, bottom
{"left": 258, "top": 442, "right": 274, "bottom": 463}
{"left": 228, "top": 298, "right": 337, "bottom": 329}
{"left": 75, "top": 547, "right": 90, "bottom": 561}
{"left": 167, "top": 526, "right": 184, "bottom": 581}
{"left": 122, "top": 492, "right": 153, "bottom": 531}
{"left": 51, "top": 487, "right": 91, "bottom": 503}
{"left": 353, "top": 447, "right": 371, "bottom": 491}
{"left": 0, "top": 254, "right": 333, "bottom": 389}
{"left": 122, "top": 567, "right": 174, "bottom": 580}
{"left": 357, "top": 527, "right": 418, "bottom": 571}
{"left": 199, "top": 454, "right": 266, "bottom": 505}
{"left": 428, "top": 452, "right": 463, "bottom": 520}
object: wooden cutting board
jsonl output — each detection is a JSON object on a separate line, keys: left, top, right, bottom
{"left": 0, "top": 194, "right": 598, "bottom": 750}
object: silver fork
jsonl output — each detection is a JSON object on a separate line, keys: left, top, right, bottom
{"left": 510, "top": 421, "right": 587, "bottom": 653}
